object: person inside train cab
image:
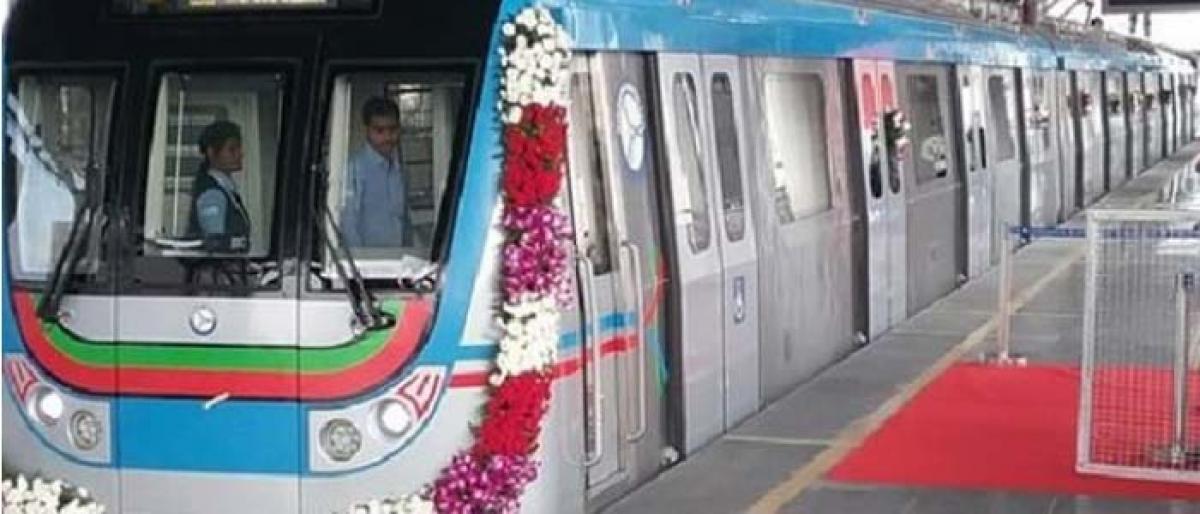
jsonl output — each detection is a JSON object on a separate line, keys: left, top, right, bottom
{"left": 340, "top": 96, "right": 411, "bottom": 248}
{"left": 189, "top": 120, "right": 252, "bottom": 253}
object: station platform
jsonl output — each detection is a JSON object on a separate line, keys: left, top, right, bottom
{"left": 603, "top": 143, "right": 1200, "bottom": 514}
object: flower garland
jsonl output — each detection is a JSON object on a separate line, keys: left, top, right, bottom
{"left": 2, "top": 474, "right": 106, "bottom": 514}
{"left": 347, "top": 6, "right": 572, "bottom": 514}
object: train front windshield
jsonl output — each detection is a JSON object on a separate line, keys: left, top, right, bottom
{"left": 4, "top": 1, "right": 489, "bottom": 301}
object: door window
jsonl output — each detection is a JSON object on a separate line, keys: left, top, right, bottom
{"left": 671, "top": 72, "right": 712, "bottom": 252}
{"left": 567, "top": 71, "right": 613, "bottom": 273}
{"left": 987, "top": 75, "right": 1016, "bottom": 162}
{"left": 907, "top": 74, "right": 950, "bottom": 185}
{"left": 710, "top": 73, "right": 747, "bottom": 242}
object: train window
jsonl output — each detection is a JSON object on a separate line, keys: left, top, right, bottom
{"left": 710, "top": 73, "right": 746, "bottom": 243}
{"left": 907, "top": 75, "right": 950, "bottom": 185}
{"left": 763, "top": 72, "right": 831, "bottom": 222}
{"left": 1028, "top": 76, "right": 1052, "bottom": 152}
{"left": 142, "top": 72, "right": 283, "bottom": 260}
{"left": 6, "top": 75, "right": 115, "bottom": 282}
{"left": 567, "top": 71, "right": 612, "bottom": 274}
{"left": 320, "top": 71, "right": 466, "bottom": 281}
{"left": 861, "top": 74, "right": 883, "bottom": 199}
{"left": 671, "top": 72, "right": 712, "bottom": 252}
{"left": 987, "top": 75, "right": 1016, "bottom": 163}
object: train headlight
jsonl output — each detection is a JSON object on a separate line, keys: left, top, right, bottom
{"left": 375, "top": 399, "right": 412, "bottom": 438}
{"left": 69, "top": 410, "right": 103, "bottom": 451}
{"left": 28, "top": 386, "right": 64, "bottom": 426}
{"left": 319, "top": 418, "right": 362, "bottom": 462}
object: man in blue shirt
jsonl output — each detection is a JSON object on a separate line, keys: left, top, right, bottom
{"left": 340, "top": 97, "right": 410, "bottom": 248}
{"left": 188, "top": 120, "right": 251, "bottom": 253}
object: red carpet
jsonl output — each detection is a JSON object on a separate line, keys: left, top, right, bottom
{"left": 828, "top": 363, "right": 1200, "bottom": 500}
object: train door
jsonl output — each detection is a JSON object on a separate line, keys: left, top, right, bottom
{"left": 4, "top": 72, "right": 121, "bottom": 509}
{"left": 568, "top": 53, "right": 673, "bottom": 508}
{"left": 984, "top": 68, "right": 1021, "bottom": 260}
{"left": 1077, "top": 71, "right": 1104, "bottom": 205}
{"left": 1165, "top": 75, "right": 1177, "bottom": 154}
{"left": 1103, "top": 72, "right": 1128, "bottom": 188}
{"left": 853, "top": 60, "right": 906, "bottom": 337}
{"left": 1056, "top": 71, "right": 1079, "bottom": 217}
{"left": 1127, "top": 73, "right": 1145, "bottom": 176}
{"left": 749, "top": 57, "right": 855, "bottom": 400}
{"left": 655, "top": 53, "right": 728, "bottom": 457}
{"left": 957, "top": 65, "right": 992, "bottom": 278}
{"left": 1187, "top": 74, "right": 1195, "bottom": 142}
{"left": 1146, "top": 72, "right": 1164, "bottom": 165}
{"left": 1185, "top": 74, "right": 1195, "bottom": 140}
{"left": 117, "top": 68, "right": 302, "bottom": 512}
{"left": 1023, "top": 69, "right": 1061, "bottom": 226}
{"left": 699, "top": 55, "right": 761, "bottom": 428}
{"left": 897, "top": 63, "right": 962, "bottom": 314}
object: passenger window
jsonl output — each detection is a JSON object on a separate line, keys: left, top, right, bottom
{"left": 568, "top": 71, "right": 612, "bottom": 274}
{"left": 762, "top": 72, "right": 831, "bottom": 222}
{"left": 987, "top": 75, "right": 1016, "bottom": 162}
{"left": 6, "top": 75, "right": 115, "bottom": 282}
{"left": 710, "top": 73, "right": 746, "bottom": 243}
{"left": 671, "top": 72, "right": 712, "bottom": 253}
{"left": 142, "top": 72, "right": 283, "bottom": 259}
{"left": 907, "top": 75, "right": 950, "bottom": 186}
{"left": 321, "top": 71, "right": 465, "bottom": 281}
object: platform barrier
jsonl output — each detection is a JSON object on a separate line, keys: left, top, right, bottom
{"left": 1076, "top": 209, "right": 1200, "bottom": 484}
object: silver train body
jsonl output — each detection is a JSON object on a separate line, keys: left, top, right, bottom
{"left": 2, "top": 0, "right": 1198, "bottom": 513}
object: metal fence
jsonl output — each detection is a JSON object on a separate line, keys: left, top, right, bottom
{"left": 1079, "top": 209, "right": 1200, "bottom": 483}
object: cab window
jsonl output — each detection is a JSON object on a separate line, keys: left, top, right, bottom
{"left": 5, "top": 74, "right": 116, "bottom": 283}
{"left": 317, "top": 71, "right": 466, "bottom": 284}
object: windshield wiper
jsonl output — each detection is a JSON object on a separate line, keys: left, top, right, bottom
{"left": 37, "top": 175, "right": 103, "bottom": 321}
{"left": 318, "top": 203, "right": 396, "bottom": 332}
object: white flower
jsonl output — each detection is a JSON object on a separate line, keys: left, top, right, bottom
{"left": 0, "top": 474, "right": 105, "bottom": 514}
{"left": 501, "top": 23, "right": 516, "bottom": 37}
{"left": 492, "top": 297, "right": 561, "bottom": 383}
{"left": 506, "top": 106, "right": 524, "bottom": 125}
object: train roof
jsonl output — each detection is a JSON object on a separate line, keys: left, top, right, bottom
{"left": 550, "top": 0, "right": 1196, "bottom": 73}
{"left": 3, "top": 0, "right": 1196, "bottom": 74}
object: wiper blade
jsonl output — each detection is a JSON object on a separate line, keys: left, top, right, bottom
{"left": 319, "top": 204, "right": 395, "bottom": 332}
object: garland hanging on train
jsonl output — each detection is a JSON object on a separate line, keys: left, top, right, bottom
{"left": 347, "top": 6, "right": 573, "bottom": 514}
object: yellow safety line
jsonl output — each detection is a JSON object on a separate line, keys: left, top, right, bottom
{"left": 746, "top": 244, "right": 1087, "bottom": 514}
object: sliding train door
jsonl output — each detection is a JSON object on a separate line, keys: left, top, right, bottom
{"left": 568, "top": 53, "right": 673, "bottom": 509}
{"left": 656, "top": 51, "right": 771, "bottom": 452}
{"left": 1023, "top": 69, "right": 1061, "bottom": 226}
{"left": 1056, "top": 71, "right": 1079, "bottom": 217}
{"left": 699, "top": 55, "right": 761, "bottom": 428}
{"left": 957, "top": 64, "right": 993, "bottom": 278}
{"left": 1103, "top": 72, "right": 1129, "bottom": 188}
{"left": 1146, "top": 72, "right": 1164, "bottom": 165}
{"left": 984, "top": 67, "right": 1021, "bottom": 261}
{"left": 897, "top": 63, "right": 962, "bottom": 314}
{"left": 1127, "top": 73, "right": 1145, "bottom": 176}
{"left": 854, "top": 60, "right": 907, "bottom": 336}
{"left": 1077, "top": 71, "right": 1105, "bottom": 206}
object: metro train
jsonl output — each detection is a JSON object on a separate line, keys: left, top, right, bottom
{"left": 2, "top": 0, "right": 1197, "bottom": 513}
